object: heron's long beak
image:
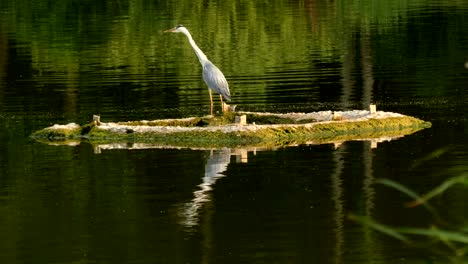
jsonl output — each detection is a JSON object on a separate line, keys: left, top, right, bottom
{"left": 164, "top": 27, "right": 177, "bottom": 33}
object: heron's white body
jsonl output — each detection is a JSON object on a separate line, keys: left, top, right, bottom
{"left": 166, "top": 25, "right": 231, "bottom": 115}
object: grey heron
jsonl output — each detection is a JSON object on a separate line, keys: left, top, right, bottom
{"left": 164, "top": 25, "right": 231, "bottom": 115}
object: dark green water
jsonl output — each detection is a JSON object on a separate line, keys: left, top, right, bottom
{"left": 0, "top": 0, "right": 468, "bottom": 263}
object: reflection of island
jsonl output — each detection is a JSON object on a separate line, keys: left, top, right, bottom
{"left": 91, "top": 136, "right": 398, "bottom": 155}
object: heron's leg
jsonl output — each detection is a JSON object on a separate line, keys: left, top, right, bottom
{"left": 219, "top": 95, "right": 224, "bottom": 112}
{"left": 208, "top": 89, "right": 214, "bottom": 116}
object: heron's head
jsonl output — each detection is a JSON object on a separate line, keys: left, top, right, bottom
{"left": 164, "top": 25, "right": 188, "bottom": 34}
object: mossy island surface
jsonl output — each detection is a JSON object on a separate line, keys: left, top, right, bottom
{"left": 31, "top": 110, "right": 431, "bottom": 148}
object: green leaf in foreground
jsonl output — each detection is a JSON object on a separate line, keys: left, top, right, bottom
{"left": 375, "top": 178, "right": 436, "bottom": 213}
{"left": 350, "top": 215, "right": 468, "bottom": 245}
{"left": 396, "top": 227, "right": 468, "bottom": 244}
{"left": 348, "top": 214, "right": 409, "bottom": 242}
{"left": 406, "top": 174, "right": 468, "bottom": 207}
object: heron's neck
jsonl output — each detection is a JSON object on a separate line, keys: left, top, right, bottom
{"left": 182, "top": 31, "right": 209, "bottom": 65}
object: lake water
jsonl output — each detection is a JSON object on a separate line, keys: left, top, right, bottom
{"left": 0, "top": 0, "right": 468, "bottom": 263}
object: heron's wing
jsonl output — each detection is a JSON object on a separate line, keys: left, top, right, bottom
{"left": 203, "top": 62, "right": 231, "bottom": 101}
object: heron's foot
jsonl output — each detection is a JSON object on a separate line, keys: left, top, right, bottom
{"left": 222, "top": 102, "right": 236, "bottom": 113}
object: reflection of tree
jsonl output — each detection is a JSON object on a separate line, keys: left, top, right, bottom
{"left": 0, "top": 24, "right": 7, "bottom": 104}
{"left": 340, "top": 34, "right": 356, "bottom": 111}
{"left": 341, "top": 29, "right": 374, "bottom": 111}
{"left": 360, "top": 31, "right": 374, "bottom": 110}
{"left": 331, "top": 141, "right": 378, "bottom": 263}
{"left": 331, "top": 144, "right": 345, "bottom": 264}
{"left": 1, "top": 0, "right": 465, "bottom": 115}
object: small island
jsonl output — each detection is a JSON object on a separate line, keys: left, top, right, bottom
{"left": 31, "top": 109, "right": 431, "bottom": 148}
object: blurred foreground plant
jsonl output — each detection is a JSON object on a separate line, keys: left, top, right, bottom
{"left": 351, "top": 173, "right": 468, "bottom": 261}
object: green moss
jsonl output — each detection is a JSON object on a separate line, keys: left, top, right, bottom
{"left": 244, "top": 114, "right": 296, "bottom": 124}
{"left": 80, "top": 123, "right": 96, "bottom": 135}
{"left": 31, "top": 125, "right": 82, "bottom": 140}
{"left": 112, "top": 112, "right": 319, "bottom": 128}
{"left": 118, "top": 117, "right": 206, "bottom": 127}
{"left": 240, "top": 113, "right": 318, "bottom": 125}
{"left": 117, "top": 113, "right": 238, "bottom": 127}
{"left": 31, "top": 114, "right": 431, "bottom": 148}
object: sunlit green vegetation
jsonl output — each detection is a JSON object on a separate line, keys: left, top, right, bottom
{"left": 1, "top": 0, "right": 467, "bottom": 100}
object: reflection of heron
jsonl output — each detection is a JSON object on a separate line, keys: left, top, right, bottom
{"left": 165, "top": 25, "right": 231, "bottom": 115}
{"left": 179, "top": 149, "right": 231, "bottom": 230}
